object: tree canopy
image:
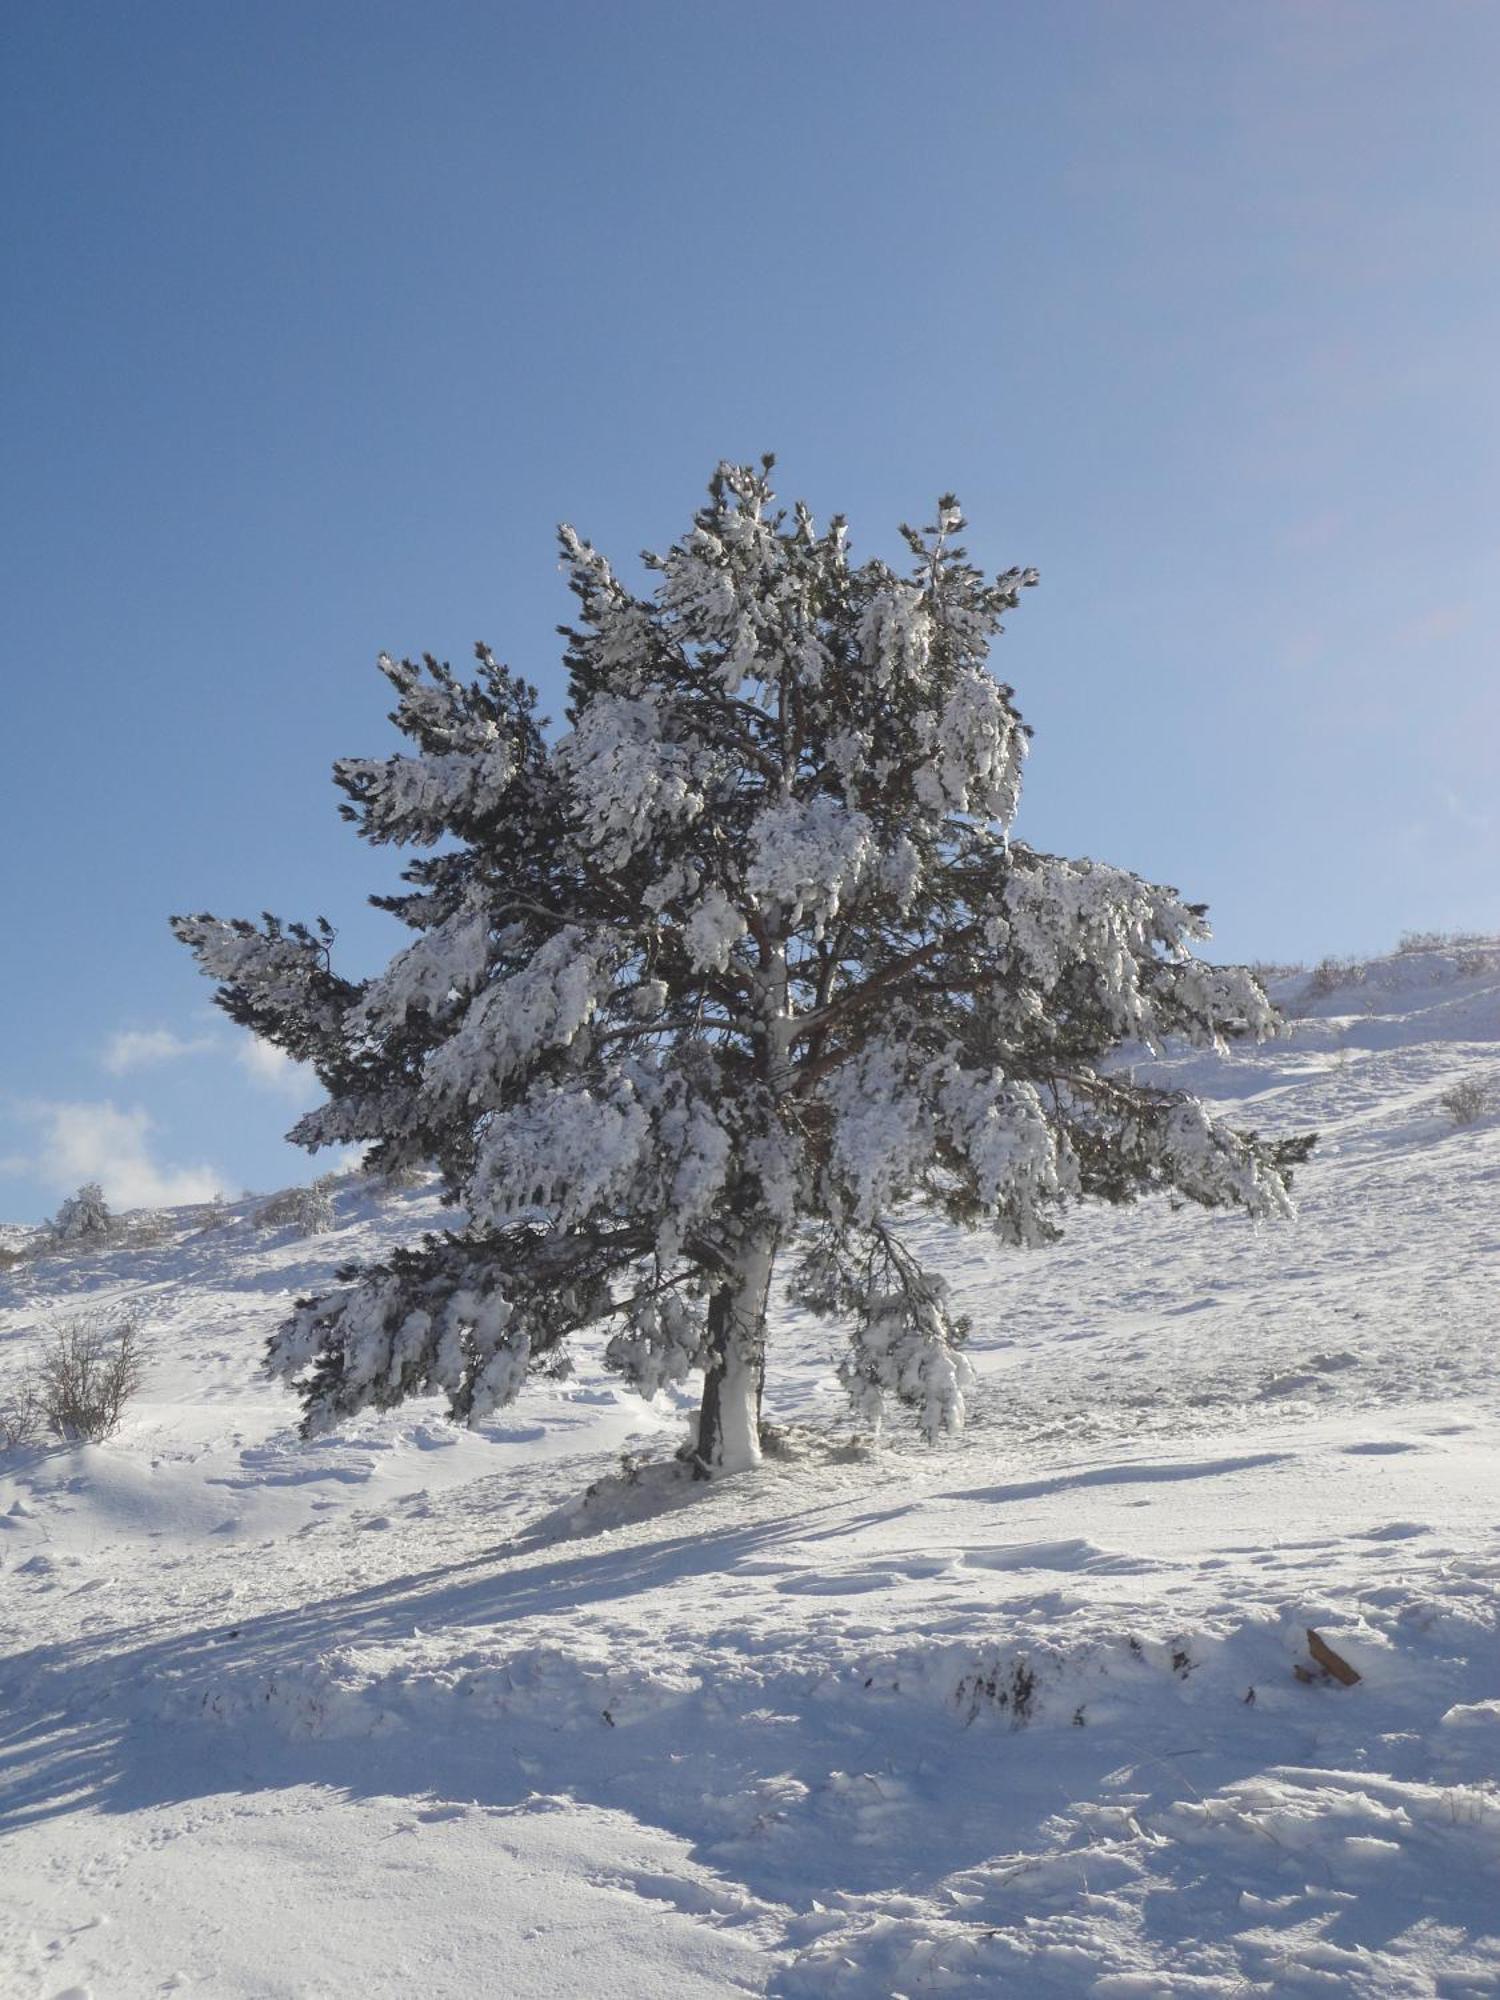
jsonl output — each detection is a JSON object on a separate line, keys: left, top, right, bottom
{"left": 175, "top": 460, "right": 1308, "bottom": 1473}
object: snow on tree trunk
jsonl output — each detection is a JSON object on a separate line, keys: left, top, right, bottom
{"left": 695, "top": 1231, "right": 777, "bottom": 1477}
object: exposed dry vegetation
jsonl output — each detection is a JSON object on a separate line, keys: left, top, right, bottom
{"left": 1, "top": 1307, "right": 145, "bottom": 1447}
{"left": 253, "top": 1178, "right": 337, "bottom": 1236}
{"left": 1440, "top": 1075, "right": 1496, "bottom": 1129}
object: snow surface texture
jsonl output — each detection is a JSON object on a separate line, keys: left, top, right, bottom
{"left": 2, "top": 941, "right": 1498, "bottom": 1998}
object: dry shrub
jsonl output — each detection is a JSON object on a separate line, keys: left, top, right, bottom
{"left": 1440, "top": 1076, "right": 1496, "bottom": 1129}
{"left": 32, "top": 1308, "right": 144, "bottom": 1442}
{"left": 254, "top": 1177, "right": 337, "bottom": 1235}
{"left": 125, "top": 1212, "right": 173, "bottom": 1248}
{"left": 1399, "top": 928, "right": 1498, "bottom": 954}
{"left": 0, "top": 1372, "right": 43, "bottom": 1448}
{"left": 1304, "top": 956, "right": 1365, "bottom": 1002}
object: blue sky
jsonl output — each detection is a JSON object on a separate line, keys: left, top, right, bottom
{"left": 3, "top": 0, "right": 1496, "bottom": 1222}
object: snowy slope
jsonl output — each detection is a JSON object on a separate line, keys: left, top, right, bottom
{"left": 2, "top": 942, "right": 1498, "bottom": 1998}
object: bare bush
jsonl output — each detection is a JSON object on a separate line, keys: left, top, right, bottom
{"left": 254, "top": 1176, "right": 337, "bottom": 1235}
{"left": 1399, "top": 928, "right": 1498, "bottom": 955}
{"left": 0, "top": 1244, "right": 29, "bottom": 1274}
{"left": 1304, "top": 956, "right": 1364, "bottom": 1002}
{"left": 1397, "top": 930, "right": 1500, "bottom": 979}
{"left": 1249, "top": 961, "right": 1305, "bottom": 985}
{"left": 0, "top": 1372, "right": 43, "bottom": 1448}
{"left": 1440, "top": 1075, "right": 1496, "bottom": 1129}
{"left": 32, "top": 1309, "right": 144, "bottom": 1441}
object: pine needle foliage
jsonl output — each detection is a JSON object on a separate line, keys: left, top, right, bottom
{"left": 175, "top": 461, "right": 1310, "bottom": 1470}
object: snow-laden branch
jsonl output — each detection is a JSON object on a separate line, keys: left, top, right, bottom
{"left": 178, "top": 461, "right": 1308, "bottom": 1463}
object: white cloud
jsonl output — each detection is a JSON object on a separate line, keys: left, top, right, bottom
{"left": 20, "top": 1100, "right": 224, "bottom": 1211}
{"left": 237, "top": 1035, "right": 317, "bottom": 1102}
{"left": 98, "top": 1025, "right": 318, "bottom": 1106}
{"left": 102, "top": 1027, "right": 217, "bottom": 1075}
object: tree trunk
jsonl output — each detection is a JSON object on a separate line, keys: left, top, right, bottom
{"left": 693, "top": 1232, "right": 776, "bottom": 1477}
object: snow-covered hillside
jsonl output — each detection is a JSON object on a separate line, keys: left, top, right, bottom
{"left": 3, "top": 940, "right": 1498, "bottom": 1998}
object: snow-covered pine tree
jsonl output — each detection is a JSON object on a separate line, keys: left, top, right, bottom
{"left": 52, "top": 1181, "right": 115, "bottom": 1246}
{"left": 174, "top": 460, "right": 1310, "bottom": 1474}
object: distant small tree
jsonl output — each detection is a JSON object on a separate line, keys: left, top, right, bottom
{"left": 51, "top": 1182, "right": 115, "bottom": 1248}
{"left": 175, "top": 461, "right": 1310, "bottom": 1474}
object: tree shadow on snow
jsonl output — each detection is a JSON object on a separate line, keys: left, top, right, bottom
{"left": 0, "top": 1495, "right": 1259, "bottom": 1914}
{"left": 6, "top": 1488, "right": 1496, "bottom": 1951}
